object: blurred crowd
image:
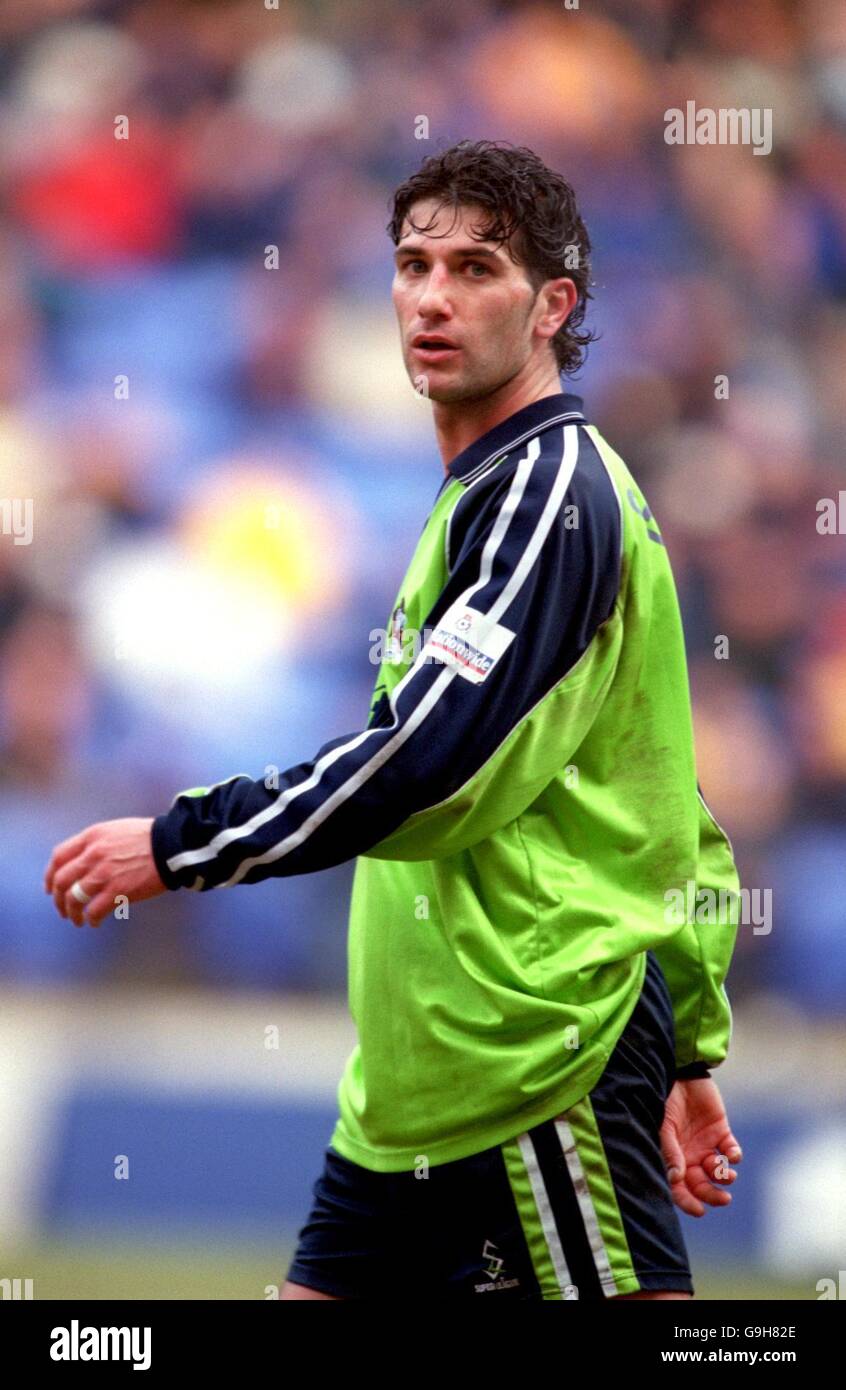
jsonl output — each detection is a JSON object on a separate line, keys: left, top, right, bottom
{"left": 1, "top": 0, "right": 844, "bottom": 1012}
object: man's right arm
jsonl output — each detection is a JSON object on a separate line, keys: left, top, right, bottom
{"left": 150, "top": 423, "right": 622, "bottom": 892}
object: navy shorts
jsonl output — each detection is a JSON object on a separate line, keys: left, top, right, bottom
{"left": 285, "top": 950, "right": 693, "bottom": 1300}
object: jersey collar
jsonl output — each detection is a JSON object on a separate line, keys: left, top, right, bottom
{"left": 446, "top": 390, "right": 586, "bottom": 484}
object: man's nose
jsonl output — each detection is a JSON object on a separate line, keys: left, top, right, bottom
{"left": 415, "top": 265, "right": 452, "bottom": 317}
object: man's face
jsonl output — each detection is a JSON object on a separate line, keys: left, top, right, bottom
{"left": 392, "top": 198, "right": 546, "bottom": 403}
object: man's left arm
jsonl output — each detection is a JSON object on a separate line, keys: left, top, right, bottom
{"left": 654, "top": 790, "right": 741, "bottom": 1083}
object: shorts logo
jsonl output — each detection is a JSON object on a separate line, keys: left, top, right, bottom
{"left": 474, "top": 1240, "right": 520, "bottom": 1293}
{"left": 483, "top": 1239, "right": 505, "bottom": 1280}
{"left": 421, "top": 601, "right": 516, "bottom": 685}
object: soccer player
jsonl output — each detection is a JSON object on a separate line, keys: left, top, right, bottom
{"left": 45, "top": 139, "right": 743, "bottom": 1302}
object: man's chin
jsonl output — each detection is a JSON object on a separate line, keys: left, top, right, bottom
{"left": 407, "top": 369, "right": 485, "bottom": 405}
{"left": 420, "top": 382, "right": 469, "bottom": 403}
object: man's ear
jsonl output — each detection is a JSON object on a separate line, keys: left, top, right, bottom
{"left": 535, "top": 277, "right": 577, "bottom": 342}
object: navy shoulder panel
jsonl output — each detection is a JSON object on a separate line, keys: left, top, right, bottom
{"left": 446, "top": 423, "right": 622, "bottom": 643}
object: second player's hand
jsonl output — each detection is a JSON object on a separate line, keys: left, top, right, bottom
{"left": 44, "top": 817, "right": 168, "bottom": 927}
{"left": 660, "top": 1077, "right": 742, "bottom": 1218}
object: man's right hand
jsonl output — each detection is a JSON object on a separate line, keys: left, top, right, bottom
{"left": 660, "top": 1077, "right": 742, "bottom": 1217}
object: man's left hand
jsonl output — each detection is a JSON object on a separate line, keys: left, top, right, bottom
{"left": 44, "top": 818, "right": 167, "bottom": 928}
{"left": 660, "top": 1076, "right": 742, "bottom": 1218}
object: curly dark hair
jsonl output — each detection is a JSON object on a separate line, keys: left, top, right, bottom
{"left": 387, "top": 139, "right": 596, "bottom": 376}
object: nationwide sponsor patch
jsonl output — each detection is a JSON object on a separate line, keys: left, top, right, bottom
{"left": 421, "top": 601, "right": 516, "bottom": 684}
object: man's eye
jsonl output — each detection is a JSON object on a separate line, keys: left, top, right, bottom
{"left": 466, "top": 262, "right": 489, "bottom": 276}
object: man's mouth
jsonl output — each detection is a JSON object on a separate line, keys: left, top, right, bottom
{"left": 411, "top": 335, "right": 461, "bottom": 361}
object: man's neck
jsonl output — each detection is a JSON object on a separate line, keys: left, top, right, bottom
{"left": 434, "top": 363, "right": 564, "bottom": 476}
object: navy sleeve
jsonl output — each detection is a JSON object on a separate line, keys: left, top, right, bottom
{"left": 151, "top": 422, "right": 621, "bottom": 891}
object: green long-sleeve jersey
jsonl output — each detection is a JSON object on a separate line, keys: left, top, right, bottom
{"left": 151, "top": 389, "right": 740, "bottom": 1172}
